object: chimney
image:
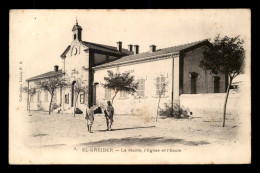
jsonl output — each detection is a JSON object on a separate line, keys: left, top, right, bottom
{"left": 54, "top": 65, "right": 59, "bottom": 72}
{"left": 128, "top": 44, "right": 133, "bottom": 52}
{"left": 133, "top": 45, "right": 139, "bottom": 54}
{"left": 150, "top": 45, "right": 156, "bottom": 53}
{"left": 117, "top": 41, "right": 122, "bottom": 52}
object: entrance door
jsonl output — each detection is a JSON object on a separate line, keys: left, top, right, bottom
{"left": 191, "top": 74, "right": 197, "bottom": 94}
{"left": 71, "top": 81, "right": 76, "bottom": 107}
{"left": 93, "top": 83, "right": 98, "bottom": 105}
{"left": 214, "top": 77, "right": 220, "bottom": 93}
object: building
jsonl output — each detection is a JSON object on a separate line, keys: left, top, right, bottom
{"left": 93, "top": 40, "right": 227, "bottom": 115}
{"left": 26, "top": 21, "right": 133, "bottom": 113}
{"left": 26, "top": 21, "right": 227, "bottom": 115}
{"left": 25, "top": 65, "right": 63, "bottom": 111}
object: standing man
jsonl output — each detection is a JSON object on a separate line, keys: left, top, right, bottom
{"left": 104, "top": 101, "right": 114, "bottom": 131}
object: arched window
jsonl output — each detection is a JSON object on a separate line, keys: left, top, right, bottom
{"left": 74, "top": 34, "right": 76, "bottom": 40}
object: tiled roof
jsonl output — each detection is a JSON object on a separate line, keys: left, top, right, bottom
{"left": 80, "top": 41, "right": 133, "bottom": 55}
{"left": 94, "top": 39, "right": 209, "bottom": 69}
{"left": 26, "top": 70, "right": 63, "bottom": 82}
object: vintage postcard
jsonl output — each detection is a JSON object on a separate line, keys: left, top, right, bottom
{"left": 9, "top": 9, "right": 251, "bottom": 164}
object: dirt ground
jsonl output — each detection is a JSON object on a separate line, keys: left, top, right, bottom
{"left": 22, "top": 109, "right": 241, "bottom": 153}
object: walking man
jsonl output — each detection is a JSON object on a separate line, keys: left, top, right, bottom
{"left": 85, "top": 106, "right": 97, "bottom": 133}
{"left": 104, "top": 101, "right": 114, "bottom": 131}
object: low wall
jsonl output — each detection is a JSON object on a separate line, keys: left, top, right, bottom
{"left": 179, "top": 91, "right": 242, "bottom": 115}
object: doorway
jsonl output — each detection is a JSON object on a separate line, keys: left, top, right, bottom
{"left": 71, "top": 81, "right": 76, "bottom": 107}
{"left": 191, "top": 73, "right": 198, "bottom": 94}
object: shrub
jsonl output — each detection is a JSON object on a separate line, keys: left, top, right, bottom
{"left": 159, "top": 102, "right": 190, "bottom": 118}
{"left": 52, "top": 103, "right": 59, "bottom": 110}
{"left": 75, "top": 108, "right": 83, "bottom": 114}
{"left": 94, "top": 107, "right": 102, "bottom": 114}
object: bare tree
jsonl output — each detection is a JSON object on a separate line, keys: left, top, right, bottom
{"left": 36, "top": 76, "right": 68, "bottom": 115}
{"left": 200, "top": 35, "right": 245, "bottom": 127}
{"left": 22, "top": 87, "right": 37, "bottom": 113}
{"left": 73, "top": 78, "right": 88, "bottom": 117}
{"left": 155, "top": 82, "right": 168, "bottom": 122}
{"left": 103, "top": 70, "right": 138, "bottom": 105}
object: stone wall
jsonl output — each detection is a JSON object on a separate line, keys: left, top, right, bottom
{"left": 179, "top": 90, "right": 242, "bottom": 116}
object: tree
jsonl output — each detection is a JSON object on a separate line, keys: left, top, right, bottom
{"left": 73, "top": 78, "right": 88, "bottom": 117}
{"left": 200, "top": 35, "right": 245, "bottom": 127}
{"left": 36, "top": 76, "right": 68, "bottom": 115}
{"left": 22, "top": 87, "right": 37, "bottom": 113}
{"left": 103, "top": 70, "right": 138, "bottom": 105}
{"left": 156, "top": 82, "right": 168, "bottom": 122}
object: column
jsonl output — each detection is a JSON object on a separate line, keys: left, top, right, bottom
{"left": 173, "top": 56, "right": 180, "bottom": 104}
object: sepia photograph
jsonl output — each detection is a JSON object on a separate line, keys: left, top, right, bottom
{"left": 9, "top": 9, "right": 251, "bottom": 164}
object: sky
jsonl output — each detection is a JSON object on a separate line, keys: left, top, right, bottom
{"left": 9, "top": 9, "right": 251, "bottom": 83}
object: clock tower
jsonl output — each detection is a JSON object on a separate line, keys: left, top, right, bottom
{"left": 72, "top": 19, "right": 82, "bottom": 41}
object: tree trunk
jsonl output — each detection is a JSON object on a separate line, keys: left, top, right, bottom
{"left": 156, "top": 95, "right": 161, "bottom": 122}
{"left": 73, "top": 93, "right": 79, "bottom": 117}
{"left": 29, "top": 95, "right": 31, "bottom": 113}
{"left": 49, "top": 93, "right": 53, "bottom": 115}
{"left": 111, "top": 91, "right": 118, "bottom": 105}
{"left": 222, "top": 78, "right": 232, "bottom": 127}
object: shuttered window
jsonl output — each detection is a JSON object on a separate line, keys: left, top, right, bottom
{"left": 104, "top": 88, "right": 111, "bottom": 99}
{"left": 65, "top": 94, "right": 69, "bottom": 104}
{"left": 44, "top": 90, "right": 48, "bottom": 102}
{"left": 156, "top": 76, "right": 166, "bottom": 96}
{"left": 137, "top": 79, "right": 145, "bottom": 97}
{"left": 80, "top": 93, "right": 85, "bottom": 104}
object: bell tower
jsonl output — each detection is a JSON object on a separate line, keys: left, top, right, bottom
{"left": 72, "top": 18, "right": 82, "bottom": 41}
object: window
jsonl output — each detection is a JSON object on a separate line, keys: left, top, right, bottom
{"left": 74, "top": 34, "right": 76, "bottom": 40}
{"left": 213, "top": 76, "right": 221, "bottom": 93}
{"left": 44, "top": 90, "right": 48, "bottom": 102}
{"left": 104, "top": 88, "right": 111, "bottom": 99}
{"left": 156, "top": 76, "right": 166, "bottom": 96}
{"left": 65, "top": 94, "right": 69, "bottom": 104}
{"left": 31, "top": 94, "right": 34, "bottom": 103}
{"left": 37, "top": 91, "right": 41, "bottom": 103}
{"left": 120, "top": 91, "right": 127, "bottom": 98}
{"left": 136, "top": 79, "right": 145, "bottom": 97}
{"left": 80, "top": 93, "right": 85, "bottom": 104}
{"left": 53, "top": 90, "right": 57, "bottom": 102}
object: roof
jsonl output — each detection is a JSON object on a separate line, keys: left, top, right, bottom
{"left": 61, "top": 45, "right": 71, "bottom": 58}
{"left": 94, "top": 39, "right": 209, "bottom": 70}
{"left": 72, "top": 23, "right": 82, "bottom": 31}
{"left": 26, "top": 70, "right": 63, "bottom": 82}
{"left": 60, "top": 41, "right": 133, "bottom": 58}
{"left": 80, "top": 41, "right": 133, "bottom": 55}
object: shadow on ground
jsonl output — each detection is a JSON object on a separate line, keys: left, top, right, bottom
{"left": 40, "top": 144, "right": 66, "bottom": 148}
{"left": 96, "top": 126, "right": 156, "bottom": 132}
{"left": 32, "top": 134, "right": 48, "bottom": 137}
{"left": 76, "top": 137, "right": 210, "bottom": 147}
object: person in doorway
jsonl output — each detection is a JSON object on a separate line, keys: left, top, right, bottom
{"left": 104, "top": 101, "right": 114, "bottom": 131}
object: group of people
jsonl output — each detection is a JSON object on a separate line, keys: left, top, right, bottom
{"left": 85, "top": 101, "right": 114, "bottom": 133}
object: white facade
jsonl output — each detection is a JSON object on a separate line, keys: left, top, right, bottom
{"left": 61, "top": 41, "right": 89, "bottom": 113}
{"left": 28, "top": 80, "right": 62, "bottom": 111}
{"left": 94, "top": 56, "right": 178, "bottom": 117}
